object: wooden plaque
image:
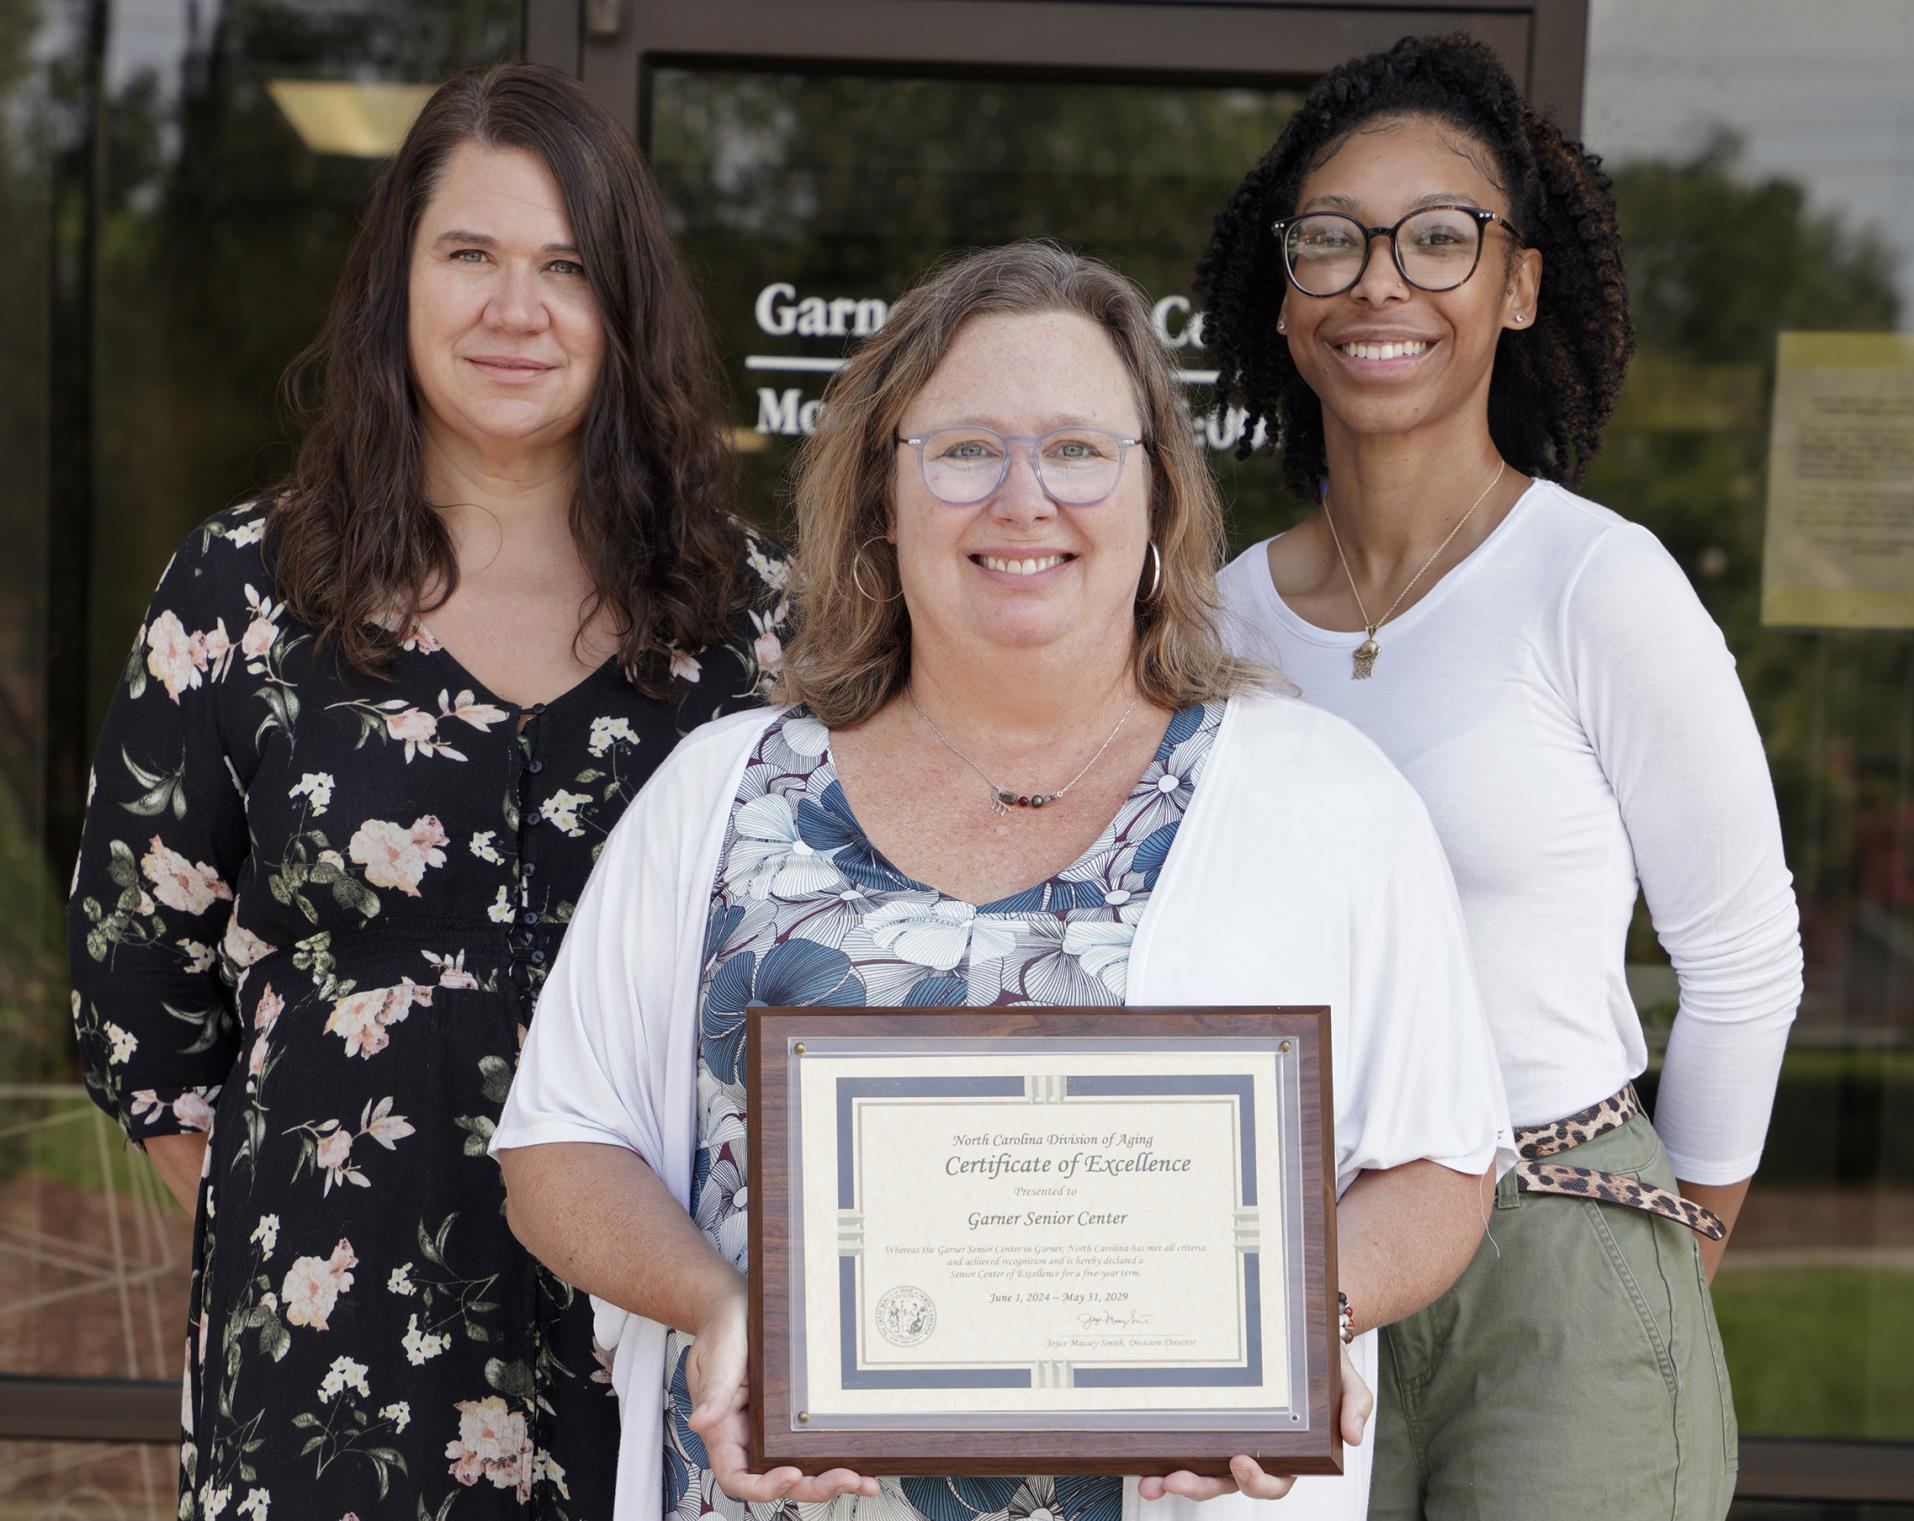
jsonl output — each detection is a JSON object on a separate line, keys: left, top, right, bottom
{"left": 746, "top": 1006, "right": 1339, "bottom": 1479}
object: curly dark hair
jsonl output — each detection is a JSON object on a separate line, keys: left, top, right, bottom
{"left": 1194, "top": 32, "right": 1634, "bottom": 497}
{"left": 273, "top": 63, "right": 745, "bottom": 692}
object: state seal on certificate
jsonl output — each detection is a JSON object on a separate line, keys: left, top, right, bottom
{"left": 746, "top": 1007, "right": 1339, "bottom": 1477}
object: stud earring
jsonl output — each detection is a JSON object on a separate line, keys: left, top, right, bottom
{"left": 1276, "top": 317, "right": 1288, "bottom": 334}
{"left": 1513, "top": 313, "right": 1527, "bottom": 324}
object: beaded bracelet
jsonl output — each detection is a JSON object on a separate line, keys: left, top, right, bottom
{"left": 1337, "top": 1290, "right": 1356, "bottom": 1345}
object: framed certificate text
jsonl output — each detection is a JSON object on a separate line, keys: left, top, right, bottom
{"left": 746, "top": 1007, "right": 1339, "bottom": 1477}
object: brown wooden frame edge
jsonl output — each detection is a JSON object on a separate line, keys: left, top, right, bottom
{"left": 1732, "top": 1437, "right": 1914, "bottom": 1503}
{"left": 745, "top": 1005, "right": 1337, "bottom": 1478}
{"left": 0, "top": 1377, "right": 178, "bottom": 1443}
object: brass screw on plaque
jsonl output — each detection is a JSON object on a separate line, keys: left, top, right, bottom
{"left": 797, "top": 1411, "right": 810, "bottom": 1424}
{"left": 1279, "top": 1040, "right": 1292, "bottom": 1053}
{"left": 795, "top": 1042, "right": 807, "bottom": 1055}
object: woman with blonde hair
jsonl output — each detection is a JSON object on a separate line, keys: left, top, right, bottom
{"left": 492, "top": 240, "right": 1513, "bottom": 1521}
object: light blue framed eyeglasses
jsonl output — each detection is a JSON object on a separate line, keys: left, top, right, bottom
{"left": 895, "top": 426, "right": 1150, "bottom": 506}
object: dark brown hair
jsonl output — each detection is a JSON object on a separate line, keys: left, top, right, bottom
{"left": 779, "top": 241, "right": 1265, "bottom": 727}
{"left": 1195, "top": 32, "right": 1634, "bottom": 497}
{"left": 272, "top": 62, "right": 744, "bottom": 688}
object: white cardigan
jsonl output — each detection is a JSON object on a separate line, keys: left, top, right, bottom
{"left": 494, "top": 690, "right": 1514, "bottom": 1521}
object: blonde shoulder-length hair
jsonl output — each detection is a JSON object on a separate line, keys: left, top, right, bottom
{"left": 778, "top": 240, "right": 1269, "bottom": 728}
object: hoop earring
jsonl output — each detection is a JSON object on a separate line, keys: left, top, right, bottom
{"left": 1140, "top": 541, "right": 1163, "bottom": 605}
{"left": 851, "top": 536, "right": 903, "bottom": 605}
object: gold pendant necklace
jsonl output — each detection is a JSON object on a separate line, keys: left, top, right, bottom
{"left": 1323, "top": 460, "right": 1506, "bottom": 680}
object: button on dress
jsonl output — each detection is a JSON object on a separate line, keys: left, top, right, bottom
{"left": 68, "top": 501, "right": 791, "bottom": 1521}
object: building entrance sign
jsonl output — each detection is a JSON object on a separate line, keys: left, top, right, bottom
{"left": 644, "top": 65, "right": 1301, "bottom": 503}
{"left": 742, "top": 278, "right": 1250, "bottom": 448}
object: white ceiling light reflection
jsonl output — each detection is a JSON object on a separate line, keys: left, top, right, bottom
{"left": 266, "top": 80, "right": 435, "bottom": 157}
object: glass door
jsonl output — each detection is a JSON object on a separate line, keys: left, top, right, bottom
{"left": 1, "top": 3, "right": 531, "bottom": 1513}
{"left": 595, "top": 0, "right": 1583, "bottom": 538}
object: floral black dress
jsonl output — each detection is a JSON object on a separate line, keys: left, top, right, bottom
{"left": 68, "top": 500, "right": 790, "bottom": 1521}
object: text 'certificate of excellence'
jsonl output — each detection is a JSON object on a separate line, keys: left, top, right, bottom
{"left": 748, "top": 1008, "right": 1338, "bottom": 1478}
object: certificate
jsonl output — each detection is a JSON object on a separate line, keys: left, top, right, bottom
{"left": 747, "top": 1007, "right": 1339, "bottom": 1477}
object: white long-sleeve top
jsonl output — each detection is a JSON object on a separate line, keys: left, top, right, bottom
{"left": 493, "top": 692, "right": 1514, "bottom": 1521}
{"left": 1217, "top": 481, "right": 1802, "bottom": 1184}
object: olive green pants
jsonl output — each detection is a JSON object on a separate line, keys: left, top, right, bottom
{"left": 1370, "top": 1112, "right": 1737, "bottom": 1520}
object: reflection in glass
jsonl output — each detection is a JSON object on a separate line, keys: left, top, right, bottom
{"left": 648, "top": 67, "right": 1305, "bottom": 529}
{"left": 1586, "top": 0, "right": 1914, "bottom": 1445}
{"left": 263, "top": 79, "right": 437, "bottom": 156}
{"left": 2, "top": 0, "right": 519, "bottom": 1388}
{"left": 0, "top": 1092, "right": 194, "bottom": 1383}
{"left": 0, "top": 1441, "right": 181, "bottom": 1519}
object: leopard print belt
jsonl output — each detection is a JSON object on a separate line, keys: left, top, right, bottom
{"left": 1512, "top": 1085, "right": 1726, "bottom": 1241}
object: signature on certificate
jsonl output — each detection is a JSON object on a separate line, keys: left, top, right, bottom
{"left": 1077, "top": 1308, "right": 1157, "bottom": 1329}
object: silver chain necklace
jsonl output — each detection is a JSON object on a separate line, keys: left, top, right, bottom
{"left": 907, "top": 686, "right": 1141, "bottom": 816}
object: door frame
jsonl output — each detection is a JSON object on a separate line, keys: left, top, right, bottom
{"left": 579, "top": 0, "right": 1586, "bottom": 153}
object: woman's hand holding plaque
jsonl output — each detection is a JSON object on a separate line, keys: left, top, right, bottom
{"left": 1135, "top": 1345, "right": 1373, "bottom": 1502}
{"left": 689, "top": 1285, "right": 881, "bottom": 1504}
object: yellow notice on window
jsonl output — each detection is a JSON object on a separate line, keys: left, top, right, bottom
{"left": 1761, "top": 332, "right": 1914, "bottom": 629}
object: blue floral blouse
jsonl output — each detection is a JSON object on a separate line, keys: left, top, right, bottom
{"left": 663, "top": 700, "right": 1224, "bottom": 1521}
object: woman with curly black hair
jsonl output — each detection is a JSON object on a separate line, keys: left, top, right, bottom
{"left": 1198, "top": 32, "right": 1801, "bottom": 1518}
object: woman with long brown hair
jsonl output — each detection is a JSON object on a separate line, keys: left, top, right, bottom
{"left": 67, "top": 62, "right": 783, "bottom": 1519}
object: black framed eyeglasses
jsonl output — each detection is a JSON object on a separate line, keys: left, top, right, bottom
{"left": 894, "top": 426, "right": 1149, "bottom": 506}
{"left": 1269, "top": 205, "right": 1524, "bottom": 297}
